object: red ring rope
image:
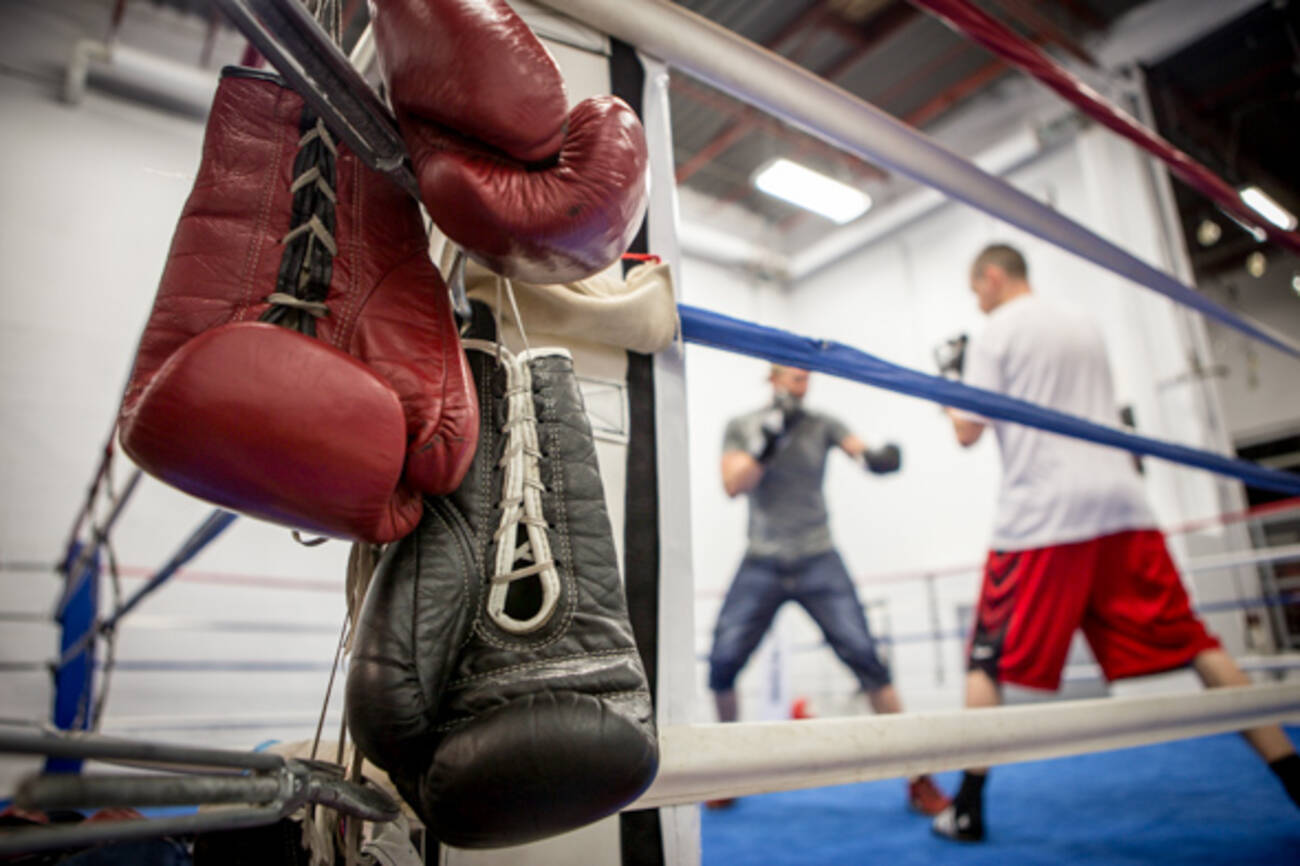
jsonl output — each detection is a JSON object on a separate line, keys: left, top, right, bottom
{"left": 909, "top": 0, "right": 1300, "bottom": 256}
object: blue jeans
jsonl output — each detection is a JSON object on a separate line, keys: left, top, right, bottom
{"left": 708, "top": 549, "right": 891, "bottom": 692}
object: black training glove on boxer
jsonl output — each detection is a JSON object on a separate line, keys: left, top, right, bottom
{"left": 934, "top": 333, "right": 968, "bottom": 380}
{"left": 748, "top": 391, "right": 802, "bottom": 463}
{"left": 862, "top": 443, "right": 902, "bottom": 474}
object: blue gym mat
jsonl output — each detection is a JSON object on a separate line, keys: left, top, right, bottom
{"left": 701, "top": 725, "right": 1300, "bottom": 865}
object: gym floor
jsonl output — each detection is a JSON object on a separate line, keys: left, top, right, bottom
{"left": 701, "top": 725, "right": 1300, "bottom": 865}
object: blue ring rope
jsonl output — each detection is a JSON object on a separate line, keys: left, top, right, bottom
{"left": 679, "top": 304, "right": 1300, "bottom": 496}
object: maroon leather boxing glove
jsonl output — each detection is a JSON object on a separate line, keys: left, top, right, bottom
{"left": 370, "top": 0, "right": 568, "bottom": 163}
{"left": 119, "top": 68, "right": 478, "bottom": 544}
{"left": 370, "top": 0, "right": 648, "bottom": 284}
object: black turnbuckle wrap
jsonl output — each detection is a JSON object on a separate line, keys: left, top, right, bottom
{"left": 209, "top": 0, "right": 418, "bottom": 197}
{"left": 0, "top": 728, "right": 398, "bottom": 857}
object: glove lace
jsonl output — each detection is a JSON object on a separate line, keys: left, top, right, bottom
{"left": 462, "top": 338, "right": 561, "bottom": 635}
{"left": 261, "top": 114, "right": 338, "bottom": 336}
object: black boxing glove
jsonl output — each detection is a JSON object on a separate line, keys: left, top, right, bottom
{"left": 934, "top": 333, "right": 968, "bottom": 380}
{"left": 346, "top": 302, "right": 657, "bottom": 849}
{"left": 862, "top": 443, "right": 902, "bottom": 474}
{"left": 747, "top": 391, "right": 802, "bottom": 463}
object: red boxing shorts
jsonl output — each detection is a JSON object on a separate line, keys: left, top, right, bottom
{"left": 968, "top": 529, "right": 1220, "bottom": 690}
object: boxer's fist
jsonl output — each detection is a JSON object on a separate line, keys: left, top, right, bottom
{"left": 862, "top": 443, "right": 902, "bottom": 474}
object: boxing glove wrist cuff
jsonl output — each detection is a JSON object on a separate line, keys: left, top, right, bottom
{"left": 862, "top": 444, "right": 902, "bottom": 475}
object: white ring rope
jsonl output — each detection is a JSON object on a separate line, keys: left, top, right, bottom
{"left": 1064, "top": 654, "right": 1300, "bottom": 684}
{"left": 691, "top": 542, "right": 1300, "bottom": 600}
{"left": 626, "top": 683, "right": 1300, "bottom": 808}
{"left": 1183, "top": 543, "right": 1300, "bottom": 575}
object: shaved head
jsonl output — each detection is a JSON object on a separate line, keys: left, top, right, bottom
{"left": 969, "top": 243, "right": 1031, "bottom": 313}
{"left": 971, "top": 244, "right": 1028, "bottom": 281}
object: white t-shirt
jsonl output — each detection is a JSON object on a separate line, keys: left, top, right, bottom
{"left": 958, "top": 293, "right": 1155, "bottom": 550}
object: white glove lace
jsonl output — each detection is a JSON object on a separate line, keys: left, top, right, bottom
{"left": 463, "top": 291, "right": 562, "bottom": 634}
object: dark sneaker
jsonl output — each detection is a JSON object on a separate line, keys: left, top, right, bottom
{"left": 932, "top": 804, "right": 984, "bottom": 842}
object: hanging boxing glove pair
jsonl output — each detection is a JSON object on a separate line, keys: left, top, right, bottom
{"left": 120, "top": 0, "right": 649, "bottom": 543}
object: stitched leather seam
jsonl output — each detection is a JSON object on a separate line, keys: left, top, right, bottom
{"left": 468, "top": 354, "right": 495, "bottom": 640}
{"left": 430, "top": 689, "right": 651, "bottom": 734}
{"left": 334, "top": 155, "right": 364, "bottom": 349}
{"left": 446, "top": 647, "right": 639, "bottom": 688}
{"left": 433, "top": 497, "right": 479, "bottom": 658}
{"left": 234, "top": 80, "right": 287, "bottom": 322}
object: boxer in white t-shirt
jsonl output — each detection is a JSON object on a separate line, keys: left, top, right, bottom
{"left": 933, "top": 243, "right": 1299, "bottom": 842}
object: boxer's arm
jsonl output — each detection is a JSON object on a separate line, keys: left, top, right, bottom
{"left": 845, "top": 435, "right": 902, "bottom": 473}
{"left": 839, "top": 434, "right": 867, "bottom": 459}
{"left": 947, "top": 329, "right": 997, "bottom": 448}
{"left": 721, "top": 450, "right": 763, "bottom": 497}
{"left": 947, "top": 407, "right": 986, "bottom": 447}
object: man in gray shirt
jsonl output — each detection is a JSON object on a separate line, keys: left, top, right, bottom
{"left": 708, "top": 364, "right": 949, "bottom": 815}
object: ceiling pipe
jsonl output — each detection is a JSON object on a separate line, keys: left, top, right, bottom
{"left": 63, "top": 39, "right": 219, "bottom": 116}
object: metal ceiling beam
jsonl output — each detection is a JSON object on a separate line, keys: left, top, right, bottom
{"left": 765, "top": 1, "right": 838, "bottom": 54}
{"left": 818, "top": 1, "right": 919, "bottom": 79}
{"left": 901, "top": 57, "right": 1006, "bottom": 127}
{"left": 673, "top": 115, "right": 752, "bottom": 184}
{"left": 892, "top": 1, "right": 1097, "bottom": 132}
{"left": 869, "top": 37, "right": 969, "bottom": 110}
{"left": 820, "top": 1, "right": 920, "bottom": 51}
{"left": 673, "top": 1, "right": 838, "bottom": 186}
{"left": 672, "top": 1, "right": 835, "bottom": 186}
{"left": 672, "top": 77, "right": 889, "bottom": 184}
{"left": 983, "top": 0, "right": 1096, "bottom": 67}
{"left": 672, "top": 1, "right": 915, "bottom": 186}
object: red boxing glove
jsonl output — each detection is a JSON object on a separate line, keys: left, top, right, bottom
{"left": 371, "top": 0, "right": 648, "bottom": 284}
{"left": 119, "top": 69, "right": 478, "bottom": 544}
{"left": 370, "top": 0, "right": 568, "bottom": 163}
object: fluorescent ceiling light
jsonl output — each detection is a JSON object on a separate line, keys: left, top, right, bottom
{"left": 1240, "top": 185, "right": 1298, "bottom": 231}
{"left": 753, "top": 158, "right": 872, "bottom": 224}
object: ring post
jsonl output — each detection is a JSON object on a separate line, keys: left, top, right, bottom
{"left": 48, "top": 541, "right": 100, "bottom": 773}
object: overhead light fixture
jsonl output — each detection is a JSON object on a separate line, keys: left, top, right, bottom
{"left": 753, "top": 158, "right": 872, "bottom": 224}
{"left": 1247, "top": 251, "right": 1267, "bottom": 278}
{"left": 1292, "top": 273, "right": 1300, "bottom": 297}
{"left": 1240, "top": 185, "right": 1298, "bottom": 231}
{"left": 1196, "top": 219, "right": 1222, "bottom": 247}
